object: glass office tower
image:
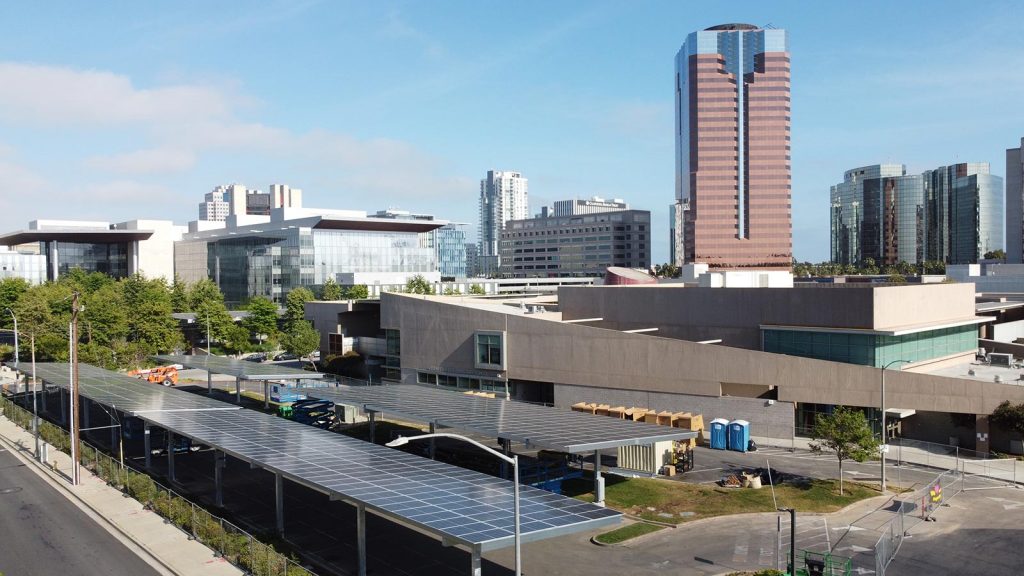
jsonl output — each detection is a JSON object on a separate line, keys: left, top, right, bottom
{"left": 674, "top": 24, "right": 792, "bottom": 269}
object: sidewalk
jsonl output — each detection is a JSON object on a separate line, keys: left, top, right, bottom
{"left": 0, "top": 414, "right": 243, "bottom": 576}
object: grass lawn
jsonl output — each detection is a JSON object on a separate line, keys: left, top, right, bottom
{"left": 565, "top": 476, "right": 879, "bottom": 525}
{"left": 593, "top": 522, "right": 665, "bottom": 544}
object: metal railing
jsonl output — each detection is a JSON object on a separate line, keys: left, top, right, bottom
{"left": 874, "top": 467, "right": 963, "bottom": 575}
{"left": 0, "top": 395, "right": 316, "bottom": 576}
{"left": 888, "top": 437, "right": 1018, "bottom": 488}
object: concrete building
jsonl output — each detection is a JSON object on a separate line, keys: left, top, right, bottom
{"left": 199, "top": 183, "right": 303, "bottom": 222}
{"left": 464, "top": 242, "right": 479, "bottom": 278}
{"left": 1007, "top": 138, "right": 1024, "bottom": 263}
{"left": 674, "top": 24, "right": 792, "bottom": 269}
{"left": 0, "top": 219, "right": 184, "bottom": 281}
{"left": 551, "top": 196, "right": 629, "bottom": 216}
{"left": 498, "top": 209, "right": 651, "bottom": 278}
{"left": 478, "top": 170, "right": 528, "bottom": 266}
{"left": 380, "top": 283, "right": 1024, "bottom": 453}
{"left": 831, "top": 163, "right": 1003, "bottom": 266}
{"left": 175, "top": 208, "right": 445, "bottom": 307}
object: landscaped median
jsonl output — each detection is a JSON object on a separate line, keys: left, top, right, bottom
{"left": 564, "top": 474, "right": 880, "bottom": 542}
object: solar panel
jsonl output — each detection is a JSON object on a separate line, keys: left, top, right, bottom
{"left": 297, "top": 384, "right": 697, "bottom": 453}
{"left": 31, "top": 363, "right": 241, "bottom": 415}
{"left": 29, "top": 363, "right": 620, "bottom": 551}
{"left": 154, "top": 354, "right": 325, "bottom": 381}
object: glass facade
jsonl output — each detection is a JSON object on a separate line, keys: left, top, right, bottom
{"left": 45, "top": 240, "right": 130, "bottom": 280}
{"left": 384, "top": 329, "right": 401, "bottom": 381}
{"left": 176, "top": 225, "right": 437, "bottom": 307}
{"left": 832, "top": 163, "right": 1003, "bottom": 266}
{"left": 763, "top": 324, "right": 977, "bottom": 368}
{"left": 433, "top": 225, "right": 467, "bottom": 278}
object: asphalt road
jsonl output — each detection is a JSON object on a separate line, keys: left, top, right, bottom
{"left": 0, "top": 446, "right": 161, "bottom": 576}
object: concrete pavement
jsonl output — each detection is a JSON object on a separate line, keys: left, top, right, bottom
{"left": 0, "top": 414, "right": 243, "bottom": 576}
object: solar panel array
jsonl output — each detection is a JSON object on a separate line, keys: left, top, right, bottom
{"left": 155, "top": 354, "right": 324, "bottom": 380}
{"left": 32, "top": 363, "right": 241, "bottom": 415}
{"left": 298, "top": 384, "right": 697, "bottom": 453}
{"left": 30, "top": 363, "right": 620, "bottom": 550}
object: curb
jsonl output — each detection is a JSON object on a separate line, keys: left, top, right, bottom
{"left": 0, "top": 424, "right": 181, "bottom": 576}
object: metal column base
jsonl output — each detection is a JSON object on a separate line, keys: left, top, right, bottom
{"left": 470, "top": 545, "right": 482, "bottom": 576}
{"left": 275, "top": 472, "right": 284, "bottom": 535}
{"left": 357, "top": 503, "right": 367, "bottom": 576}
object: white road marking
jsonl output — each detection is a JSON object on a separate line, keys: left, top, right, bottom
{"left": 835, "top": 545, "right": 873, "bottom": 553}
{"left": 986, "top": 497, "right": 1024, "bottom": 510}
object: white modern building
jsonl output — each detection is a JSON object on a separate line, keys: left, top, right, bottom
{"left": 0, "top": 246, "right": 46, "bottom": 284}
{"left": 478, "top": 170, "right": 528, "bottom": 264}
{"left": 198, "top": 183, "right": 303, "bottom": 222}
{"left": 0, "top": 219, "right": 185, "bottom": 282}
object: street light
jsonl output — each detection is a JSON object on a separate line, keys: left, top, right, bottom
{"left": 6, "top": 307, "right": 39, "bottom": 462}
{"left": 880, "top": 359, "right": 910, "bottom": 493}
{"left": 778, "top": 507, "right": 796, "bottom": 575}
{"left": 387, "top": 432, "right": 521, "bottom": 576}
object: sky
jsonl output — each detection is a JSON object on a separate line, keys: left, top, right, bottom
{"left": 1, "top": 1, "right": 1022, "bottom": 264}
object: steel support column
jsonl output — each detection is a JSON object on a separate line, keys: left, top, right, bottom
{"left": 207, "top": 371, "right": 212, "bottom": 394}
{"left": 501, "top": 438, "right": 511, "bottom": 479}
{"left": 110, "top": 412, "right": 118, "bottom": 449}
{"left": 470, "top": 545, "right": 482, "bottom": 576}
{"left": 275, "top": 472, "right": 285, "bottom": 535}
{"left": 167, "top": 431, "right": 176, "bottom": 481}
{"left": 357, "top": 503, "right": 367, "bottom": 576}
{"left": 235, "top": 376, "right": 241, "bottom": 404}
{"left": 369, "top": 411, "right": 376, "bottom": 444}
{"left": 214, "top": 450, "right": 225, "bottom": 508}
{"left": 264, "top": 381, "right": 269, "bottom": 409}
{"left": 144, "top": 423, "right": 151, "bottom": 468}
{"left": 594, "top": 451, "right": 605, "bottom": 506}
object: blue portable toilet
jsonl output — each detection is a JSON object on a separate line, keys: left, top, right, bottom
{"left": 709, "top": 418, "right": 729, "bottom": 450}
{"left": 728, "top": 419, "right": 751, "bottom": 452}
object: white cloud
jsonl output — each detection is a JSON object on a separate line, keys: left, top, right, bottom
{"left": 0, "top": 63, "right": 231, "bottom": 126}
{"left": 0, "top": 61, "right": 468, "bottom": 202}
{"left": 84, "top": 147, "right": 196, "bottom": 175}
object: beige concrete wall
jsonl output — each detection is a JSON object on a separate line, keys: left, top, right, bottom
{"left": 870, "top": 283, "right": 977, "bottom": 330}
{"left": 557, "top": 284, "right": 980, "bottom": 351}
{"left": 383, "top": 293, "right": 1024, "bottom": 415}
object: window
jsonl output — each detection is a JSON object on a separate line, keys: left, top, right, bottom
{"left": 474, "top": 331, "right": 506, "bottom": 370}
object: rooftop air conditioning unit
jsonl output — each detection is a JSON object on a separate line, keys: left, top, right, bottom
{"left": 989, "top": 352, "right": 1013, "bottom": 367}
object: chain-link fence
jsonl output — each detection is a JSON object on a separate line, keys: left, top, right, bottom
{"left": 1, "top": 395, "right": 316, "bottom": 576}
{"left": 874, "top": 467, "right": 963, "bottom": 575}
{"left": 888, "top": 437, "right": 1019, "bottom": 489}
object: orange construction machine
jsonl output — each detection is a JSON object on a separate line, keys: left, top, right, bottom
{"left": 128, "top": 366, "right": 180, "bottom": 386}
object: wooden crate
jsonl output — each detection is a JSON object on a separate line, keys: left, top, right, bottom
{"left": 593, "top": 404, "right": 611, "bottom": 417}
{"left": 642, "top": 410, "right": 660, "bottom": 424}
{"left": 670, "top": 411, "right": 690, "bottom": 426}
{"left": 571, "top": 402, "right": 595, "bottom": 414}
{"left": 673, "top": 413, "right": 704, "bottom": 431}
{"left": 625, "top": 407, "right": 649, "bottom": 421}
{"left": 607, "top": 406, "right": 627, "bottom": 419}
{"left": 655, "top": 411, "right": 674, "bottom": 426}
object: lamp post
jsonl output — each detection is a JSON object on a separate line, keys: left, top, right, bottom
{"left": 388, "top": 432, "right": 521, "bottom": 576}
{"left": 778, "top": 507, "right": 796, "bottom": 575}
{"left": 880, "top": 359, "right": 910, "bottom": 493}
{"left": 5, "top": 308, "right": 17, "bottom": 369}
{"left": 6, "top": 308, "right": 39, "bottom": 461}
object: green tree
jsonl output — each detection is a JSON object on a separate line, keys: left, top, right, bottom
{"left": 223, "top": 323, "right": 252, "bottom": 355}
{"left": 345, "top": 284, "right": 369, "bottom": 300}
{"left": 186, "top": 279, "right": 233, "bottom": 351}
{"left": 120, "top": 274, "right": 182, "bottom": 366}
{"left": 187, "top": 279, "right": 224, "bottom": 311}
{"left": 468, "top": 283, "right": 486, "bottom": 295}
{"left": 860, "top": 258, "right": 879, "bottom": 275}
{"left": 13, "top": 286, "right": 53, "bottom": 376}
{"left": 283, "top": 320, "right": 320, "bottom": 360}
{"left": 320, "top": 277, "right": 343, "bottom": 301}
{"left": 82, "top": 283, "right": 127, "bottom": 346}
{"left": 405, "top": 274, "right": 434, "bottom": 295}
{"left": 284, "top": 287, "right": 315, "bottom": 333}
{"left": 888, "top": 273, "right": 906, "bottom": 284}
{"left": 808, "top": 406, "right": 879, "bottom": 495}
{"left": 170, "top": 276, "right": 190, "bottom": 313}
{"left": 243, "top": 297, "right": 279, "bottom": 345}
{"left": 984, "top": 249, "right": 1006, "bottom": 261}
{"left": 991, "top": 400, "right": 1024, "bottom": 439}
{"left": 0, "top": 278, "right": 30, "bottom": 331}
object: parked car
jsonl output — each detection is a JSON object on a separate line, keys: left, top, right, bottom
{"left": 245, "top": 353, "right": 267, "bottom": 363}
{"left": 274, "top": 352, "right": 298, "bottom": 361}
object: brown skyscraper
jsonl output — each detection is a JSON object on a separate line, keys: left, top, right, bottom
{"left": 673, "top": 24, "right": 792, "bottom": 269}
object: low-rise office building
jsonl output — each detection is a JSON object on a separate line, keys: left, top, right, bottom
{"left": 499, "top": 209, "right": 651, "bottom": 278}
{"left": 379, "top": 283, "right": 1024, "bottom": 453}
{"left": 175, "top": 208, "right": 445, "bottom": 307}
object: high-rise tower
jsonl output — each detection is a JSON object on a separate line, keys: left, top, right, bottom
{"left": 478, "top": 170, "right": 528, "bottom": 273}
{"left": 674, "top": 24, "right": 792, "bottom": 269}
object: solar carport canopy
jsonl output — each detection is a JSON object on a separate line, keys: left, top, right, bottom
{"left": 298, "top": 384, "right": 698, "bottom": 453}
{"left": 30, "top": 363, "right": 621, "bottom": 551}
{"left": 154, "top": 354, "right": 325, "bottom": 380}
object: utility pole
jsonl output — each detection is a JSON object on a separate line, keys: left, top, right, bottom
{"left": 778, "top": 507, "right": 796, "bottom": 575}
{"left": 71, "top": 291, "right": 81, "bottom": 486}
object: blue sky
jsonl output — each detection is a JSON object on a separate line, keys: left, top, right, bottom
{"left": 1, "top": 1, "right": 1022, "bottom": 263}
